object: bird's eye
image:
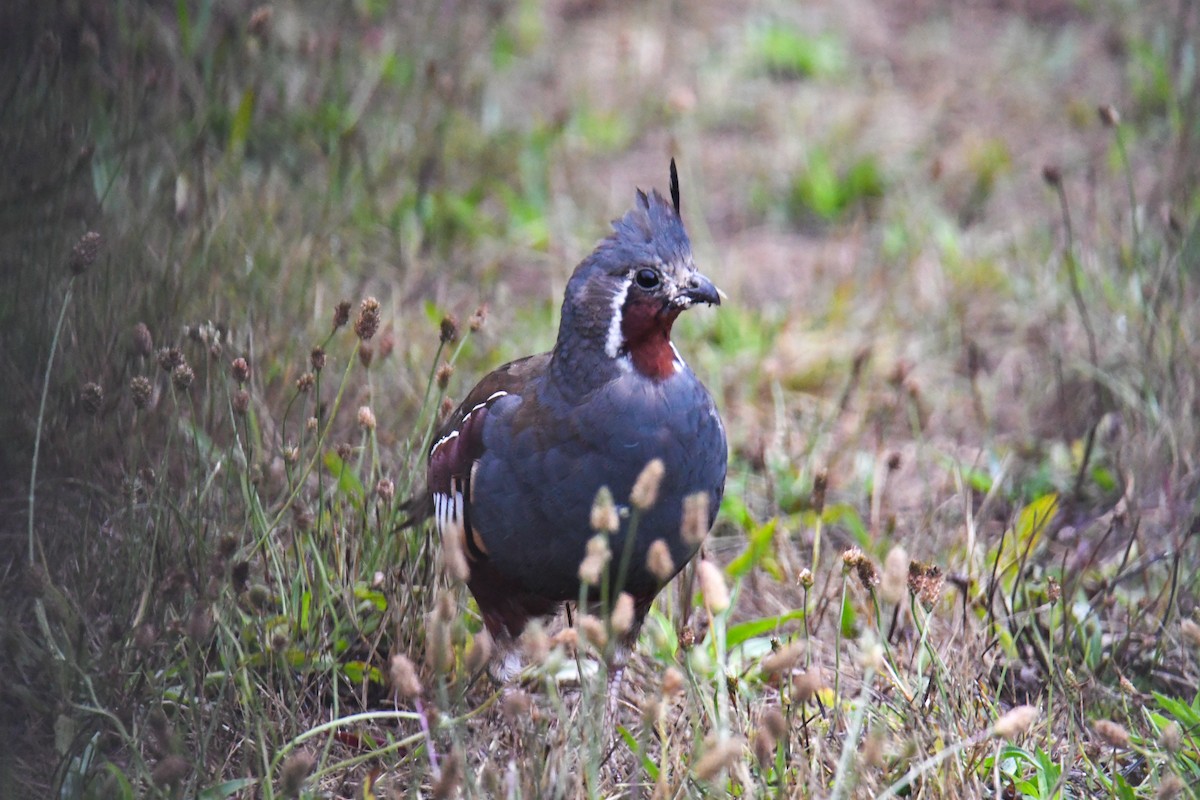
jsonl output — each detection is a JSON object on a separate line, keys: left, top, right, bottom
{"left": 635, "top": 268, "right": 660, "bottom": 289}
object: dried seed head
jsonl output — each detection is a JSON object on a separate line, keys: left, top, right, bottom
{"left": 309, "top": 347, "right": 326, "bottom": 372}
{"left": 696, "top": 559, "right": 729, "bottom": 614}
{"left": 186, "top": 603, "right": 212, "bottom": 641}
{"left": 522, "top": 621, "right": 550, "bottom": 665}
{"left": 376, "top": 478, "right": 394, "bottom": 503}
{"left": 1160, "top": 722, "right": 1182, "bottom": 753}
{"left": 279, "top": 751, "right": 315, "bottom": 798}
{"left": 68, "top": 231, "right": 102, "bottom": 274}
{"left": 579, "top": 614, "right": 608, "bottom": 649}
{"left": 1097, "top": 103, "right": 1121, "bottom": 127}
{"left": 552, "top": 627, "right": 578, "bottom": 654}
{"left": 502, "top": 690, "right": 532, "bottom": 720}
{"left": 468, "top": 304, "right": 488, "bottom": 331}
{"left": 880, "top": 546, "right": 909, "bottom": 605}
{"left": 436, "top": 362, "right": 454, "bottom": 390}
{"left": 357, "top": 405, "right": 376, "bottom": 430}
{"left": 992, "top": 705, "right": 1040, "bottom": 738}
{"left": 762, "top": 707, "right": 787, "bottom": 740}
{"left": 590, "top": 486, "right": 619, "bottom": 534}
{"left": 296, "top": 373, "right": 314, "bottom": 392}
{"left": 172, "top": 363, "right": 195, "bottom": 392}
{"left": 812, "top": 469, "right": 828, "bottom": 514}
{"left": 439, "top": 396, "right": 454, "bottom": 422}
{"left": 1042, "top": 164, "right": 1062, "bottom": 187}
{"left": 662, "top": 666, "right": 685, "bottom": 697}
{"left": 354, "top": 297, "right": 381, "bottom": 341}
{"left": 1181, "top": 618, "right": 1200, "bottom": 647}
{"left": 333, "top": 301, "right": 351, "bottom": 329}
{"left": 431, "top": 750, "right": 462, "bottom": 800}
{"left": 305, "top": 416, "right": 318, "bottom": 434}
{"left": 132, "top": 322, "right": 154, "bottom": 357}
{"left": 439, "top": 520, "right": 470, "bottom": 583}
{"left": 908, "top": 560, "right": 945, "bottom": 608}
{"left": 1159, "top": 775, "right": 1186, "bottom": 800}
{"left": 358, "top": 344, "right": 374, "bottom": 368}
{"left": 641, "top": 695, "right": 662, "bottom": 727}
{"left": 80, "top": 382, "right": 103, "bottom": 415}
{"left": 797, "top": 568, "right": 814, "bottom": 589}
{"left": 439, "top": 314, "right": 459, "bottom": 344}
{"left": 886, "top": 451, "right": 902, "bottom": 471}
{"left": 465, "top": 630, "right": 492, "bottom": 675}
{"left": 151, "top": 755, "right": 189, "bottom": 788}
{"left": 578, "top": 534, "right": 611, "bottom": 585}
{"left": 389, "top": 654, "right": 422, "bottom": 699}
{"left": 842, "top": 547, "right": 878, "bottom": 590}
{"left": 1046, "top": 576, "right": 1061, "bottom": 604}
{"left": 694, "top": 737, "right": 745, "bottom": 781}
{"left": 611, "top": 592, "right": 636, "bottom": 635}
{"left": 247, "top": 5, "right": 273, "bottom": 39}
{"left": 158, "top": 347, "right": 183, "bottom": 372}
{"left": 761, "top": 641, "right": 804, "bottom": 678}
{"left": 1093, "top": 719, "right": 1130, "bottom": 749}
{"left": 792, "top": 669, "right": 822, "bottom": 704}
{"left": 232, "top": 389, "right": 250, "bottom": 416}
{"left": 631, "top": 458, "right": 665, "bottom": 510}
{"left": 646, "top": 539, "right": 676, "bottom": 582}
{"left": 231, "top": 357, "right": 250, "bottom": 384}
{"left": 681, "top": 491, "right": 710, "bottom": 547}
{"left": 129, "top": 376, "right": 151, "bottom": 410}
{"left": 282, "top": 445, "right": 300, "bottom": 465}
{"left": 335, "top": 442, "right": 352, "bottom": 461}
{"left": 428, "top": 615, "right": 454, "bottom": 674}
{"left": 753, "top": 729, "right": 775, "bottom": 767}
{"left": 378, "top": 327, "right": 395, "bottom": 359}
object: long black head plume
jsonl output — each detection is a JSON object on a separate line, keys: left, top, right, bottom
{"left": 669, "top": 158, "right": 681, "bottom": 216}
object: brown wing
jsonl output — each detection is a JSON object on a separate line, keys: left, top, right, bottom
{"left": 426, "top": 353, "right": 550, "bottom": 564}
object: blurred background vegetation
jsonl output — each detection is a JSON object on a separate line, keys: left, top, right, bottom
{"left": 2, "top": 0, "right": 1199, "bottom": 797}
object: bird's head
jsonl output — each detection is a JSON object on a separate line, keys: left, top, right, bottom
{"left": 557, "top": 161, "right": 721, "bottom": 381}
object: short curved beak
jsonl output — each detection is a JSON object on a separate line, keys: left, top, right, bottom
{"left": 681, "top": 272, "right": 721, "bottom": 307}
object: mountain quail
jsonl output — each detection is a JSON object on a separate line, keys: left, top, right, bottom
{"left": 427, "top": 162, "right": 727, "bottom": 678}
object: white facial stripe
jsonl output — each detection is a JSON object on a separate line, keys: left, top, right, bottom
{"left": 669, "top": 342, "right": 685, "bottom": 373}
{"left": 604, "top": 276, "right": 632, "bottom": 359}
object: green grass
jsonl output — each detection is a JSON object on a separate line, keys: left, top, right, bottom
{"left": 4, "top": 1, "right": 1200, "bottom": 798}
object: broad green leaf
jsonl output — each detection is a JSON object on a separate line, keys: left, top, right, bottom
{"left": 198, "top": 778, "right": 258, "bottom": 799}
{"left": 726, "top": 610, "right": 806, "bottom": 651}
{"left": 726, "top": 518, "right": 778, "bottom": 579}
{"left": 616, "top": 725, "right": 659, "bottom": 780}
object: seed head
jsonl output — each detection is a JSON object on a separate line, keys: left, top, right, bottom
{"left": 842, "top": 547, "right": 878, "bottom": 590}
{"left": 992, "top": 705, "right": 1040, "bottom": 739}
{"left": 305, "top": 416, "right": 318, "bottom": 434}
{"left": 247, "top": 5, "right": 273, "bottom": 39}
{"left": 439, "top": 314, "right": 459, "bottom": 344}
{"left": 611, "top": 592, "right": 635, "bottom": 635}
{"left": 466, "top": 631, "right": 492, "bottom": 675}
{"left": 357, "top": 405, "right": 376, "bottom": 430}
{"left": 231, "top": 357, "right": 250, "bottom": 384}
{"left": 579, "top": 614, "right": 608, "bottom": 649}
{"left": 172, "top": 363, "right": 194, "bottom": 392}
{"left": 552, "top": 627, "right": 578, "bottom": 654}
{"left": 354, "top": 297, "right": 381, "bottom": 341}
{"left": 1097, "top": 104, "right": 1121, "bottom": 127}
{"left": 68, "top": 231, "right": 102, "bottom": 274}
{"left": 502, "top": 690, "right": 532, "bottom": 721}
{"left": 631, "top": 458, "right": 665, "bottom": 510}
{"left": 376, "top": 478, "right": 394, "bottom": 503}
{"left": 279, "top": 751, "right": 315, "bottom": 798}
{"left": 436, "top": 362, "right": 454, "bottom": 389}
{"left": 696, "top": 559, "right": 729, "bottom": 614}
{"left": 681, "top": 491, "right": 710, "bottom": 546}
{"left": 151, "top": 755, "right": 189, "bottom": 788}
{"left": 468, "top": 304, "right": 488, "bottom": 331}
{"left": 521, "top": 620, "right": 550, "bottom": 665}
{"left": 1181, "top": 618, "right": 1200, "bottom": 647}
{"left": 792, "top": 669, "right": 822, "bottom": 704}
{"left": 439, "top": 520, "right": 470, "bottom": 582}
{"left": 761, "top": 641, "right": 804, "bottom": 678}
{"left": 753, "top": 729, "right": 775, "bottom": 767}
{"left": 1093, "top": 719, "right": 1130, "bottom": 749}
{"left": 662, "top": 666, "right": 685, "bottom": 697}
{"left": 332, "top": 301, "right": 351, "bottom": 329}
{"left": 282, "top": 445, "right": 300, "bottom": 465}
{"left": 1160, "top": 721, "right": 1182, "bottom": 753}
{"left": 232, "top": 388, "right": 250, "bottom": 416}
{"left": 762, "top": 707, "right": 787, "bottom": 739}
{"left": 358, "top": 344, "right": 374, "bottom": 368}
{"left": 431, "top": 750, "right": 462, "bottom": 800}
{"left": 389, "top": 654, "right": 422, "bottom": 699}
{"left": 1042, "top": 164, "right": 1062, "bottom": 187}
{"left": 130, "top": 376, "right": 152, "bottom": 409}
{"left": 812, "top": 469, "right": 828, "bottom": 514}
{"left": 428, "top": 615, "right": 454, "bottom": 673}
{"left": 132, "top": 322, "right": 154, "bottom": 357}
{"left": 880, "top": 545, "right": 909, "bottom": 605}
{"left": 157, "top": 347, "right": 183, "bottom": 372}
{"left": 797, "top": 567, "right": 814, "bottom": 589}
{"left": 378, "top": 327, "right": 395, "bottom": 359}
{"left": 1159, "top": 776, "right": 1186, "bottom": 800}
{"left": 80, "top": 382, "right": 103, "bottom": 415}
{"left": 908, "top": 560, "right": 945, "bottom": 607}
{"left": 646, "top": 539, "right": 676, "bottom": 581}
{"left": 694, "top": 737, "right": 745, "bottom": 781}
{"left": 590, "top": 486, "right": 619, "bottom": 534}
{"left": 309, "top": 347, "right": 326, "bottom": 372}
{"left": 578, "top": 534, "right": 611, "bottom": 585}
